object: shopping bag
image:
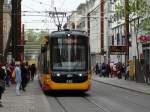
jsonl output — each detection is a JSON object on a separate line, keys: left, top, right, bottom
{"left": 12, "top": 70, "right": 16, "bottom": 78}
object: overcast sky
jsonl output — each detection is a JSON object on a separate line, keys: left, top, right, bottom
{"left": 22, "top": 0, "right": 86, "bottom": 32}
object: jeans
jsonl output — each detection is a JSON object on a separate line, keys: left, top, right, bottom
{"left": 16, "top": 82, "right": 21, "bottom": 95}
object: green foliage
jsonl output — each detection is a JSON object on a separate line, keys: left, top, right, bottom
{"left": 129, "top": 0, "right": 150, "bottom": 17}
{"left": 25, "top": 29, "right": 36, "bottom": 41}
{"left": 24, "top": 30, "right": 49, "bottom": 60}
{"left": 115, "top": 0, "right": 150, "bottom": 18}
{"left": 25, "top": 30, "right": 49, "bottom": 45}
{"left": 142, "top": 18, "right": 150, "bottom": 29}
{"left": 115, "top": 0, "right": 150, "bottom": 32}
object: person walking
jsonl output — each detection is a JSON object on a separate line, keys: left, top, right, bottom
{"left": 15, "top": 62, "right": 22, "bottom": 96}
{"left": 5, "top": 64, "right": 11, "bottom": 87}
{"left": 106, "top": 63, "right": 110, "bottom": 77}
{"left": 9, "top": 63, "right": 15, "bottom": 84}
{"left": 20, "top": 63, "right": 28, "bottom": 91}
{"left": 125, "top": 64, "right": 129, "bottom": 80}
{"left": 0, "top": 63, "right": 6, "bottom": 107}
{"left": 101, "top": 63, "right": 106, "bottom": 77}
{"left": 116, "top": 63, "right": 122, "bottom": 79}
{"left": 143, "top": 63, "right": 150, "bottom": 84}
{"left": 30, "top": 64, "right": 36, "bottom": 81}
{"left": 94, "top": 63, "right": 99, "bottom": 75}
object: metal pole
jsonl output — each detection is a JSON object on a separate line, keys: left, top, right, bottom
{"left": 125, "top": 0, "right": 129, "bottom": 66}
{"left": 11, "top": 0, "right": 17, "bottom": 60}
{"left": 100, "top": 0, "right": 104, "bottom": 63}
{"left": 106, "top": 0, "right": 112, "bottom": 63}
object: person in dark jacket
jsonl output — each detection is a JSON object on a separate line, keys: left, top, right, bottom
{"left": 5, "top": 64, "right": 11, "bottom": 87}
{"left": 94, "top": 63, "right": 99, "bottom": 75}
{"left": 20, "top": 63, "right": 28, "bottom": 91}
{"left": 101, "top": 63, "right": 106, "bottom": 77}
{"left": 143, "top": 63, "right": 150, "bottom": 84}
{"left": 0, "top": 63, "right": 6, "bottom": 107}
{"left": 30, "top": 64, "right": 36, "bottom": 81}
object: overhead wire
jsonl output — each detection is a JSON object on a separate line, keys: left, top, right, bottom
{"left": 30, "top": 0, "right": 51, "bottom": 7}
{"left": 22, "top": 0, "right": 56, "bottom": 32}
{"left": 22, "top": 0, "right": 104, "bottom": 32}
{"left": 22, "top": 4, "right": 39, "bottom": 12}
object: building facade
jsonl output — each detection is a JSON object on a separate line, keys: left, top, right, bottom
{"left": 0, "top": 0, "right": 12, "bottom": 62}
{"left": 67, "top": 0, "right": 102, "bottom": 67}
{"left": 3, "top": 0, "right": 11, "bottom": 54}
{"left": 108, "top": 0, "right": 150, "bottom": 64}
{"left": 66, "top": 0, "right": 150, "bottom": 66}
{"left": 0, "top": 0, "right": 4, "bottom": 62}
{"left": 67, "top": 3, "right": 87, "bottom": 31}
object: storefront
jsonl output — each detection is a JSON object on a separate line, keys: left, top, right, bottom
{"left": 142, "top": 43, "right": 150, "bottom": 65}
{"left": 138, "top": 35, "right": 150, "bottom": 65}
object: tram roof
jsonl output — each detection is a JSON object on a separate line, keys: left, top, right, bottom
{"left": 49, "top": 30, "right": 88, "bottom": 38}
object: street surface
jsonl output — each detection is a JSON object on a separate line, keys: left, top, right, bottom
{"left": 46, "top": 80, "right": 150, "bottom": 112}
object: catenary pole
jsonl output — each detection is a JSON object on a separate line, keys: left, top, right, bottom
{"left": 125, "top": 0, "right": 129, "bottom": 66}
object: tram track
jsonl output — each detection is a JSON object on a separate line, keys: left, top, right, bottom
{"left": 53, "top": 94, "right": 111, "bottom": 112}
{"left": 91, "top": 80, "right": 150, "bottom": 112}
{"left": 82, "top": 96, "right": 111, "bottom": 112}
{"left": 47, "top": 80, "right": 150, "bottom": 112}
{"left": 54, "top": 97, "right": 69, "bottom": 112}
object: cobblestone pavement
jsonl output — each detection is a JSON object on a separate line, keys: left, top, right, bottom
{"left": 0, "top": 78, "right": 51, "bottom": 112}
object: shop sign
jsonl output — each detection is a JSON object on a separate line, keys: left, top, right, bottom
{"left": 109, "top": 46, "right": 126, "bottom": 55}
{"left": 138, "top": 35, "right": 150, "bottom": 42}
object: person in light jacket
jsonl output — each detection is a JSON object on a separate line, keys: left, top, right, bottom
{"left": 15, "top": 62, "right": 22, "bottom": 96}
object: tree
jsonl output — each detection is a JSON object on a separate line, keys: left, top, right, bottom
{"left": 25, "top": 29, "right": 37, "bottom": 42}
{"left": 115, "top": 0, "right": 150, "bottom": 60}
{"left": 24, "top": 30, "right": 49, "bottom": 60}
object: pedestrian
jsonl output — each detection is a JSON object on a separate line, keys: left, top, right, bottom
{"left": 112, "top": 64, "right": 117, "bottom": 77}
{"left": 101, "top": 63, "right": 106, "bottom": 77}
{"left": 116, "top": 63, "right": 122, "bottom": 79}
{"left": 0, "top": 63, "right": 6, "bottom": 107}
{"left": 106, "top": 63, "right": 110, "bottom": 77}
{"left": 30, "top": 64, "right": 36, "bottom": 81}
{"left": 20, "top": 63, "right": 28, "bottom": 91}
{"left": 5, "top": 64, "right": 11, "bottom": 87}
{"left": 143, "top": 63, "right": 150, "bottom": 84}
{"left": 14, "top": 62, "right": 22, "bottom": 96}
{"left": 94, "top": 63, "right": 99, "bottom": 75}
{"left": 109, "top": 63, "right": 114, "bottom": 78}
{"left": 25, "top": 63, "right": 30, "bottom": 83}
{"left": 125, "top": 64, "right": 129, "bottom": 80}
{"left": 9, "top": 63, "right": 15, "bottom": 84}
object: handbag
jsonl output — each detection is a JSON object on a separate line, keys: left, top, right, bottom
{"left": 12, "top": 70, "right": 16, "bottom": 78}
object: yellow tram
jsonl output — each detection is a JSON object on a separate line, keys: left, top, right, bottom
{"left": 38, "top": 30, "right": 92, "bottom": 92}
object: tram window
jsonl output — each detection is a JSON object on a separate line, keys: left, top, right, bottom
{"left": 52, "top": 45, "right": 86, "bottom": 70}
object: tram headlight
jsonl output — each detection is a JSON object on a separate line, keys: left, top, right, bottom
{"left": 56, "top": 73, "right": 60, "bottom": 77}
{"left": 78, "top": 74, "right": 82, "bottom": 77}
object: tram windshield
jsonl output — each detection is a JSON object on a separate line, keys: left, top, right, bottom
{"left": 51, "top": 37, "right": 87, "bottom": 71}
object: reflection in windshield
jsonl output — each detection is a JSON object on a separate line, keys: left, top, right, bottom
{"left": 52, "top": 45, "right": 86, "bottom": 70}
